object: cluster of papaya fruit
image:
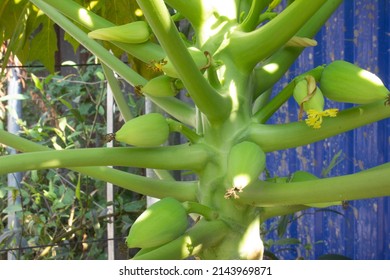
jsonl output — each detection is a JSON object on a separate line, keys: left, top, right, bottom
{"left": 293, "top": 60, "right": 389, "bottom": 129}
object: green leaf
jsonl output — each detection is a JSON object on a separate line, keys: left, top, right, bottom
{"left": 61, "top": 188, "right": 75, "bottom": 206}
{"left": 2, "top": 204, "right": 22, "bottom": 213}
{"left": 0, "top": 93, "right": 30, "bottom": 102}
{"left": 0, "top": 0, "right": 28, "bottom": 42}
{"left": 75, "top": 174, "right": 81, "bottom": 202}
{"left": 277, "top": 214, "right": 292, "bottom": 238}
{"left": 123, "top": 199, "right": 146, "bottom": 212}
{"left": 31, "top": 73, "right": 43, "bottom": 91}
{"left": 1, "top": 1, "right": 30, "bottom": 72}
{"left": 321, "top": 150, "right": 344, "bottom": 177}
{"left": 28, "top": 15, "right": 58, "bottom": 73}
{"left": 273, "top": 237, "right": 301, "bottom": 246}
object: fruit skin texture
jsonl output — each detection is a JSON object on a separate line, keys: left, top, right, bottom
{"left": 320, "top": 60, "right": 389, "bottom": 104}
{"left": 126, "top": 197, "right": 188, "bottom": 248}
{"left": 227, "top": 141, "right": 266, "bottom": 190}
{"left": 88, "top": 21, "right": 150, "bottom": 44}
{"left": 115, "top": 113, "right": 169, "bottom": 147}
{"left": 142, "top": 75, "right": 178, "bottom": 97}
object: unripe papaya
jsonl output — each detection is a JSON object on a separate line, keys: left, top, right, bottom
{"left": 141, "top": 75, "right": 178, "bottom": 97}
{"left": 227, "top": 141, "right": 266, "bottom": 190}
{"left": 293, "top": 76, "right": 338, "bottom": 129}
{"left": 162, "top": 47, "right": 208, "bottom": 78}
{"left": 293, "top": 77, "right": 324, "bottom": 112}
{"left": 320, "top": 60, "right": 389, "bottom": 104}
{"left": 126, "top": 197, "right": 188, "bottom": 248}
{"left": 88, "top": 21, "right": 151, "bottom": 44}
{"left": 115, "top": 113, "right": 169, "bottom": 147}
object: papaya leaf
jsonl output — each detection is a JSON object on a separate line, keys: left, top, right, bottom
{"left": 28, "top": 15, "right": 58, "bottom": 73}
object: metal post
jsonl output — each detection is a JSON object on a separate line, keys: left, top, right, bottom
{"left": 6, "top": 59, "right": 22, "bottom": 260}
{"left": 106, "top": 81, "right": 115, "bottom": 260}
{"left": 145, "top": 99, "right": 159, "bottom": 207}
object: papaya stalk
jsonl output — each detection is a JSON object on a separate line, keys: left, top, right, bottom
{"left": 1, "top": 0, "right": 389, "bottom": 260}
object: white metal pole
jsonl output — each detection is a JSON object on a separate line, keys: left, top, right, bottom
{"left": 106, "top": 80, "right": 115, "bottom": 260}
{"left": 6, "top": 59, "right": 22, "bottom": 260}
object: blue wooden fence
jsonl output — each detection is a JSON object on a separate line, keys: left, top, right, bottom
{"left": 264, "top": 0, "right": 390, "bottom": 260}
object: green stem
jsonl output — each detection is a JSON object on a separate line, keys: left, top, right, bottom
{"left": 253, "top": 0, "right": 343, "bottom": 96}
{"left": 239, "top": 164, "right": 390, "bottom": 207}
{"left": 248, "top": 100, "right": 390, "bottom": 152}
{"left": 253, "top": 65, "right": 324, "bottom": 123}
{"left": 101, "top": 63, "right": 133, "bottom": 122}
{"left": 82, "top": 166, "right": 197, "bottom": 201}
{"left": 147, "top": 96, "right": 196, "bottom": 127}
{"left": 0, "top": 129, "right": 197, "bottom": 201}
{"left": 258, "top": 11, "right": 278, "bottom": 24}
{"left": 136, "top": 0, "right": 231, "bottom": 123}
{"left": 166, "top": 118, "right": 202, "bottom": 143}
{"left": 228, "top": 0, "right": 326, "bottom": 69}
{"left": 0, "top": 144, "right": 212, "bottom": 175}
{"left": 182, "top": 201, "right": 219, "bottom": 221}
{"left": 153, "top": 169, "right": 176, "bottom": 181}
{"left": 163, "top": 0, "right": 203, "bottom": 28}
{"left": 252, "top": 87, "right": 273, "bottom": 115}
{"left": 42, "top": 0, "right": 165, "bottom": 62}
{"left": 238, "top": 0, "right": 270, "bottom": 32}
{"left": 132, "top": 219, "right": 228, "bottom": 260}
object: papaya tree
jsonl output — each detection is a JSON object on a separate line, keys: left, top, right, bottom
{"left": 1, "top": 0, "right": 390, "bottom": 259}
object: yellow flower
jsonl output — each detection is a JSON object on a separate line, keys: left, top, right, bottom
{"left": 305, "top": 108, "right": 339, "bottom": 129}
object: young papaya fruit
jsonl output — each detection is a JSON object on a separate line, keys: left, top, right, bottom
{"left": 141, "top": 75, "right": 179, "bottom": 97}
{"left": 293, "top": 76, "right": 338, "bottom": 129}
{"left": 293, "top": 76, "right": 324, "bottom": 113}
{"left": 226, "top": 141, "right": 266, "bottom": 196}
{"left": 126, "top": 197, "right": 188, "bottom": 248}
{"left": 115, "top": 113, "right": 169, "bottom": 147}
{"left": 320, "top": 60, "right": 389, "bottom": 104}
{"left": 88, "top": 21, "right": 151, "bottom": 44}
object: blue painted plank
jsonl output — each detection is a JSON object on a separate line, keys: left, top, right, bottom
{"left": 264, "top": 0, "right": 390, "bottom": 260}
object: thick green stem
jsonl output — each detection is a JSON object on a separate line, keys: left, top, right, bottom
{"left": 83, "top": 166, "right": 197, "bottom": 201}
{"left": 136, "top": 0, "right": 231, "bottom": 123}
{"left": 101, "top": 63, "right": 133, "bottom": 122}
{"left": 239, "top": 164, "right": 390, "bottom": 207}
{"left": 132, "top": 219, "right": 228, "bottom": 260}
{"left": 248, "top": 100, "right": 390, "bottom": 152}
{"left": 228, "top": 0, "right": 326, "bottom": 69}
{"left": 253, "top": 0, "right": 343, "bottom": 96}
{"left": 0, "top": 144, "right": 212, "bottom": 175}
{"left": 0, "top": 129, "right": 197, "bottom": 201}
